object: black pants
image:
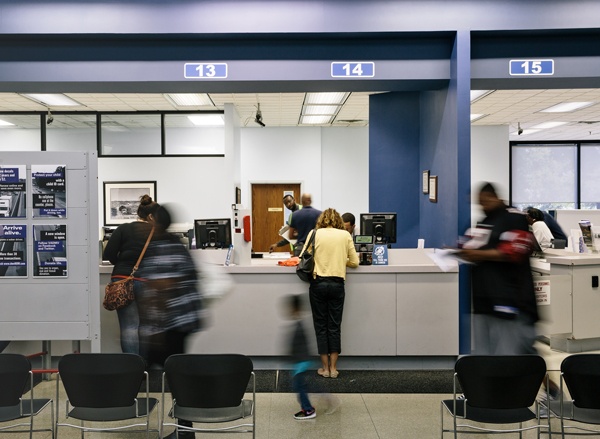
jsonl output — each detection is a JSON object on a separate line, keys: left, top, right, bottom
{"left": 309, "top": 276, "right": 345, "bottom": 354}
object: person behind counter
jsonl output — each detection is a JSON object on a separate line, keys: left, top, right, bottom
{"left": 301, "top": 208, "right": 359, "bottom": 379}
{"left": 102, "top": 194, "right": 158, "bottom": 354}
{"left": 341, "top": 212, "right": 360, "bottom": 238}
{"left": 289, "top": 193, "right": 322, "bottom": 256}
{"left": 525, "top": 207, "right": 554, "bottom": 250}
{"left": 269, "top": 194, "right": 301, "bottom": 253}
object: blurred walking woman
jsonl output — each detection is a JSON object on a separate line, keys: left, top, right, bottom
{"left": 302, "top": 208, "right": 358, "bottom": 379}
{"left": 103, "top": 195, "right": 158, "bottom": 354}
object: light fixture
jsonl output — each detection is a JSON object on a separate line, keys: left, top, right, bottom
{"left": 0, "top": 119, "right": 14, "bottom": 127}
{"left": 470, "top": 114, "right": 487, "bottom": 122}
{"left": 300, "top": 115, "right": 333, "bottom": 125}
{"left": 303, "top": 105, "right": 340, "bottom": 115}
{"left": 186, "top": 114, "right": 224, "bottom": 126}
{"left": 470, "top": 90, "right": 494, "bottom": 102}
{"left": 304, "top": 92, "right": 348, "bottom": 105}
{"left": 254, "top": 104, "right": 265, "bottom": 127}
{"left": 540, "top": 102, "right": 595, "bottom": 113}
{"left": 531, "top": 121, "right": 568, "bottom": 129}
{"left": 165, "top": 93, "right": 213, "bottom": 107}
{"left": 21, "top": 93, "right": 82, "bottom": 107}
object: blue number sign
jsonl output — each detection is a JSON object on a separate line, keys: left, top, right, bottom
{"left": 331, "top": 62, "right": 375, "bottom": 78}
{"left": 184, "top": 63, "right": 228, "bottom": 79}
{"left": 509, "top": 59, "right": 554, "bottom": 76}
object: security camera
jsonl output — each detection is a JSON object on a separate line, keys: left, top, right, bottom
{"left": 517, "top": 127, "right": 523, "bottom": 135}
{"left": 254, "top": 103, "right": 265, "bottom": 127}
{"left": 46, "top": 110, "right": 54, "bottom": 125}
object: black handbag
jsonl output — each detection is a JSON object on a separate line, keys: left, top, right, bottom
{"left": 296, "top": 229, "right": 316, "bottom": 282}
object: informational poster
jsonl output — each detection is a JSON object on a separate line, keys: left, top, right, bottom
{"left": 33, "top": 224, "right": 67, "bottom": 277}
{"left": 0, "top": 224, "right": 27, "bottom": 277}
{"left": 32, "top": 165, "right": 66, "bottom": 218}
{"left": 372, "top": 244, "right": 389, "bottom": 265}
{"left": 0, "top": 165, "right": 26, "bottom": 218}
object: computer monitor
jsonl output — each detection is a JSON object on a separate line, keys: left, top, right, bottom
{"left": 360, "top": 213, "right": 397, "bottom": 244}
{"left": 194, "top": 218, "right": 232, "bottom": 249}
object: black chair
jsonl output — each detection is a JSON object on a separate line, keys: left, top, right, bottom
{"left": 542, "top": 354, "right": 600, "bottom": 437}
{"left": 162, "top": 354, "right": 255, "bottom": 438}
{"left": 0, "top": 353, "right": 54, "bottom": 438}
{"left": 55, "top": 353, "right": 159, "bottom": 438}
{"left": 441, "top": 355, "right": 549, "bottom": 438}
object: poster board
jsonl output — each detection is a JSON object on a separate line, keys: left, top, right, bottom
{"left": 0, "top": 152, "right": 99, "bottom": 351}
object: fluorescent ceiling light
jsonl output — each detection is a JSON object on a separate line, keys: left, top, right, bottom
{"left": 303, "top": 105, "right": 340, "bottom": 115}
{"left": 22, "top": 93, "right": 82, "bottom": 106}
{"left": 0, "top": 119, "right": 14, "bottom": 127}
{"left": 470, "top": 113, "right": 487, "bottom": 122}
{"left": 300, "top": 115, "right": 333, "bottom": 125}
{"left": 512, "top": 129, "right": 541, "bottom": 136}
{"left": 166, "top": 93, "right": 213, "bottom": 107}
{"left": 540, "top": 102, "right": 594, "bottom": 113}
{"left": 305, "top": 92, "right": 348, "bottom": 105}
{"left": 470, "top": 90, "right": 494, "bottom": 102}
{"left": 187, "top": 114, "right": 224, "bottom": 126}
{"left": 531, "top": 121, "right": 569, "bottom": 129}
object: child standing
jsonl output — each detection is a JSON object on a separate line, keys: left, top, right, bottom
{"left": 285, "top": 294, "right": 316, "bottom": 420}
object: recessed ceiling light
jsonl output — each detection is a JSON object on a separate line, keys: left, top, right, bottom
{"left": 300, "top": 115, "right": 333, "bottom": 125}
{"left": 540, "top": 102, "right": 594, "bottom": 113}
{"left": 187, "top": 114, "right": 224, "bottom": 126}
{"left": 470, "top": 90, "right": 494, "bottom": 102}
{"left": 470, "top": 113, "right": 487, "bottom": 122}
{"left": 165, "top": 94, "right": 213, "bottom": 107}
{"left": 21, "top": 93, "right": 82, "bottom": 107}
{"left": 304, "top": 92, "right": 348, "bottom": 105}
{"left": 303, "top": 105, "right": 340, "bottom": 115}
{"left": 0, "top": 119, "right": 15, "bottom": 127}
{"left": 531, "top": 121, "right": 568, "bottom": 129}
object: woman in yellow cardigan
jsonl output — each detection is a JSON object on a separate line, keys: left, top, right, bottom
{"left": 302, "top": 208, "right": 359, "bottom": 379}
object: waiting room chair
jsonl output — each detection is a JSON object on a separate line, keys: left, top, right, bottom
{"left": 541, "top": 354, "right": 600, "bottom": 437}
{"left": 55, "top": 353, "right": 159, "bottom": 438}
{"left": 0, "top": 353, "right": 54, "bottom": 439}
{"left": 441, "top": 355, "right": 549, "bottom": 438}
{"left": 162, "top": 354, "right": 255, "bottom": 438}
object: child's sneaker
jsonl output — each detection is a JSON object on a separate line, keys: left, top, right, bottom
{"left": 294, "top": 408, "right": 316, "bottom": 420}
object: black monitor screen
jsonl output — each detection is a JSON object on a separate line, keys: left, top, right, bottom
{"left": 194, "top": 218, "right": 232, "bottom": 249}
{"left": 360, "top": 213, "right": 397, "bottom": 244}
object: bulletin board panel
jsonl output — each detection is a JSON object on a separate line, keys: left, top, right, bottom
{"left": 0, "top": 151, "right": 99, "bottom": 351}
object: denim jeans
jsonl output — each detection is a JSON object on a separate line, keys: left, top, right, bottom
{"left": 309, "top": 276, "right": 345, "bottom": 355}
{"left": 114, "top": 278, "right": 143, "bottom": 354}
{"left": 293, "top": 371, "right": 313, "bottom": 411}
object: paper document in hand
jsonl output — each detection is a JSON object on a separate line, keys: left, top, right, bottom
{"left": 278, "top": 224, "right": 297, "bottom": 245}
{"left": 427, "top": 249, "right": 471, "bottom": 272}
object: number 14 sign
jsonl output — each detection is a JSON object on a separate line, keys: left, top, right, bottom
{"left": 331, "top": 62, "right": 375, "bottom": 78}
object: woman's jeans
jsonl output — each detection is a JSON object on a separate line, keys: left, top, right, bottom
{"left": 309, "top": 276, "right": 345, "bottom": 355}
{"left": 114, "top": 278, "right": 143, "bottom": 354}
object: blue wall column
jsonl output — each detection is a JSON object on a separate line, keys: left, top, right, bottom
{"left": 369, "top": 92, "right": 421, "bottom": 248}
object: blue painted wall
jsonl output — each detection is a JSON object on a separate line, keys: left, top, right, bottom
{"left": 369, "top": 92, "right": 420, "bottom": 248}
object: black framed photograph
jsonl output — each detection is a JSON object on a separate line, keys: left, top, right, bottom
{"left": 103, "top": 181, "right": 157, "bottom": 226}
{"left": 236, "top": 186, "right": 241, "bottom": 204}
{"left": 429, "top": 176, "right": 438, "bottom": 203}
{"left": 422, "top": 170, "right": 430, "bottom": 194}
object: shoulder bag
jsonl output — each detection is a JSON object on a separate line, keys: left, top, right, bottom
{"left": 103, "top": 227, "right": 154, "bottom": 311}
{"left": 296, "top": 229, "right": 316, "bottom": 282}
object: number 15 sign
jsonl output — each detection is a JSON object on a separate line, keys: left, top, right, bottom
{"left": 509, "top": 59, "right": 554, "bottom": 76}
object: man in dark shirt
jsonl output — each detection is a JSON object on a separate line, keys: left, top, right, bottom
{"left": 289, "top": 194, "right": 322, "bottom": 256}
{"left": 458, "top": 183, "right": 538, "bottom": 355}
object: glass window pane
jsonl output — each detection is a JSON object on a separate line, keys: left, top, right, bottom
{"left": 164, "top": 113, "right": 225, "bottom": 155}
{"left": 511, "top": 144, "right": 577, "bottom": 211}
{"left": 47, "top": 114, "right": 97, "bottom": 152}
{"left": 0, "top": 115, "right": 41, "bottom": 151}
{"left": 581, "top": 144, "right": 600, "bottom": 209}
{"left": 101, "top": 114, "right": 161, "bottom": 155}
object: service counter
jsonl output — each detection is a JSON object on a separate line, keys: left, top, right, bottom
{"left": 99, "top": 249, "right": 459, "bottom": 359}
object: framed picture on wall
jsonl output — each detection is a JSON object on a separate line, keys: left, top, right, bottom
{"left": 103, "top": 181, "right": 157, "bottom": 226}
{"left": 428, "top": 176, "right": 438, "bottom": 203}
{"left": 422, "top": 170, "right": 430, "bottom": 194}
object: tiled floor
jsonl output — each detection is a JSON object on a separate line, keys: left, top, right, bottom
{"left": 14, "top": 342, "right": 598, "bottom": 438}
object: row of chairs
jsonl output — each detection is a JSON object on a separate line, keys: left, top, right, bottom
{"left": 441, "top": 354, "right": 600, "bottom": 438}
{"left": 0, "top": 352, "right": 255, "bottom": 438}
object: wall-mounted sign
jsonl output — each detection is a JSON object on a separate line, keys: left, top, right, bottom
{"left": 509, "top": 59, "right": 554, "bottom": 76}
{"left": 33, "top": 224, "right": 67, "bottom": 277}
{"left": 0, "top": 165, "right": 26, "bottom": 218}
{"left": 184, "top": 63, "right": 228, "bottom": 79}
{"left": 331, "top": 62, "right": 375, "bottom": 78}
{"left": 0, "top": 224, "right": 27, "bottom": 277}
{"left": 534, "top": 279, "right": 551, "bottom": 305}
{"left": 32, "top": 165, "right": 66, "bottom": 218}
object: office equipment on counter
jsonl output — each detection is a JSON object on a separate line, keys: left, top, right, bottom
{"left": 194, "top": 218, "right": 232, "bottom": 249}
{"left": 354, "top": 235, "right": 374, "bottom": 265}
{"left": 360, "top": 213, "right": 397, "bottom": 246}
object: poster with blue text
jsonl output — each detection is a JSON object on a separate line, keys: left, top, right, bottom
{"left": 0, "top": 165, "right": 26, "bottom": 218}
{"left": 32, "top": 165, "right": 66, "bottom": 218}
{"left": 0, "top": 224, "right": 27, "bottom": 277}
{"left": 33, "top": 224, "right": 67, "bottom": 277}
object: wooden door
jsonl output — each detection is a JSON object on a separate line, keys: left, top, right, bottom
{"left": 251, "top": 183, "right": 301, "bottom": 252}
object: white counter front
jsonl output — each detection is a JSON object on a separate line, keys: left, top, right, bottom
{"left": 99, "top": 249, "right": 459, "bottom": 357}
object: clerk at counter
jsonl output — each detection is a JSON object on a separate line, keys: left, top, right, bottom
{"left": 289, "top": 193, "right": 322, "bottom": 256}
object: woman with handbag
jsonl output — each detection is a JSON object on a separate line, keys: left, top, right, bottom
{"left": 301, "top": 208, "right": 358, "bottom": 379}
{"left": 102, "top": 194, "right": 158, "bottom": 354}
